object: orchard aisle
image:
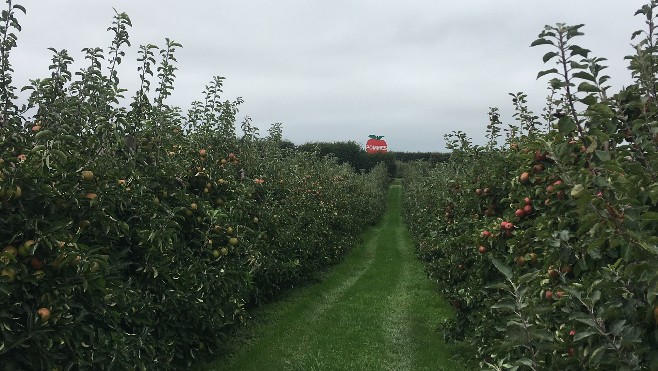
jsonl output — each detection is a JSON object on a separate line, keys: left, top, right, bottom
{"left": 201, "top": 185, "right": 468, "bottom": 371}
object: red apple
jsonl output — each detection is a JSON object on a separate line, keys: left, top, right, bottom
{"left": 529, "top": 253, "right": 538, "bottom": 264}
{"left": 534, "top": 150, "right": 547, "bottom": 161}
{"left": 561, "top": 265, "right": 573, "bottom": 275}
{"left": 30, "top": 257, "right": 45, "bottom": 270}
{"left": 547, "top": 268, "right": 558, "bottom": 277}
{"left": 37, "top": 307, "right": 51, "bottom": 322}
{"left": 519, "top": 172, "right": 530, "bottom": 183}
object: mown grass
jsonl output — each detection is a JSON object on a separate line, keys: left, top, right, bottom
{"left": 199, "top": 185, "right": 473, "bottom": 370}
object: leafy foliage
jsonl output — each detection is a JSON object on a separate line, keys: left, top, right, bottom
{"left": 297, "top": 140, "right": 449, "bottom": 178}
{"left": 0, "top": 3, "right": 388, "bottom": 370}
{"left": 403, "top": 2, "right": 658, "bottom": 370}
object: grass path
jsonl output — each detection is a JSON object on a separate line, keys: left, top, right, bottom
{"left": 200, "top": 185, "right": 469, "bottom": 371}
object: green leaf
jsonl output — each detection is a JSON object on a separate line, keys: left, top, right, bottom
{"left": 590, "top": 345, "right": 607, "bottom": 365}
{"left": 642, "top": 212, "right": 658, "bottom": 221}
{"left": 517, "top": 358, "right": 534, "bottom": 367}
{"left": 569, "top": 45, "right": 590, "bottom": 58}
{"left": 609, "top": 319, "right": 626, "bottom": 336}
{"left": 491, "top": 257, "right": 513, "bottom": 281}
{"left": 557, "top": 116, "right": 577, "bottom": 135}
{"left": 491, "top": 302, "right": 516, "bottom": 310}
{"left": 12, "top": 4, "right": 26, "bottom": 14}
{"left": 506, "top": 319, "right": 526, "bottom": 328}
{"left": 537, "top": 68, "right": 558, "bottom": 79}
{"left": 647, "top": 279, "right": 658, "bottom": 304}
{"left": 574, "top": 317, "right": 598, "bottom": 328}
{"left": 586, "top": 103, "right": 614, "bottom": 118}
{"left": 571, "top": 184, "right": 585, "bottom": 198}
{"left": 570, "top": 61, "right": 588, "bottom": 69}
{"left": 578, "top": 82, "right": 600, "bottom": 93}
{"left": 530, "top": 38, "right": 554, "bottom": 47}
{"left": 574, "top": 330, "right": 597, "bottom": 341}
{"left": 600, "top": 161, "right": 624, "bottom": 173}
{"left": 567, "top": 25, "right": 586, "bottom": 39}
{"left": 595, "top": 150, "right": 610, "bottom": 161}
{"left": 487, "top": 282, "right": 511, "bottom": 291}
{"left": 531, "top": 330, "right": 554, "bottom": 341}
{"left": 598, "top": 75, "right": 610, "bottom": 85}
{"left": 573, "top": 71, "right": 596, "bottom": 82}
{"left": 550, "top": 78, "right": 565, "bottom": 89}
{"left": 517, "top": 272, "right": 536, "bottom": 285}
{"left": 34, "top": 129, "right": 53, "bottom": 140}
{"left": 543, "top": 52, "right": 559, "bottom": 63}
{"left": 585, "top": 138, "right": 598, "bottom": 153}
{"left": 579, "top": 95, "right": 598, "bottom": 105}
{"left": 590, "top": 290, "right": 601, "bottom": 304}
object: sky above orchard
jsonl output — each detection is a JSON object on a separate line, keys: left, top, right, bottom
{"left": 12, "top": 1, "right": 640, "bottom": 151}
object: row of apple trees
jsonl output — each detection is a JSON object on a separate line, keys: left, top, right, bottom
{"left": 0, "top": 4, "right": 389, "bottom": 370}
{"left": 403, "top": 3, "right": 658, "bottom": 370}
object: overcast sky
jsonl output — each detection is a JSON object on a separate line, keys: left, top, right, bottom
{"left": 11, "top": 1, "right": 642, "bottom": 151}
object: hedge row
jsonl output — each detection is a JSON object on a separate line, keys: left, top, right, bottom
{"left": 403, "top": 6, "right": 658, "bottom": 370}
{"left": 297, "top": 140, "right": 449, "bottom": 178}
{"left": 0, "top": 5, "right": 388, "bottom": 370}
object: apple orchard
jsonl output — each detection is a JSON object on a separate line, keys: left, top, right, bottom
{"left": 2, "top": 1, "right": 658, "bottom": 370}
{"left": 403, "top": 13, "right": 658, "bottom": 370}
{"left": 0, "top": 3, "right": 391, "bottom": 370}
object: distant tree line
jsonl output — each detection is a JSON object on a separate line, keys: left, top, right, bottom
{"left": 290, "top": 140, "right": 449, "bottom": 178}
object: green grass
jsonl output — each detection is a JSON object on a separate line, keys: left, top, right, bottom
{"left": 199, "top": 185, "right": 471, "bottom": 370}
